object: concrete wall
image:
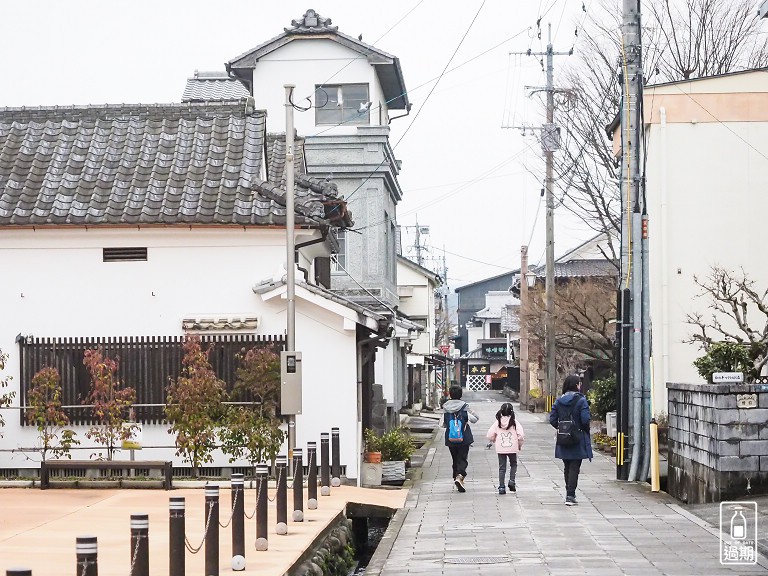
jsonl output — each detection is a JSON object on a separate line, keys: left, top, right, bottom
{"left": 667, "top": 382, "right": 768, "bottom": 504}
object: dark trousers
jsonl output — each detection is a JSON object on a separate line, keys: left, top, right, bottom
{"left": 449, "top": 445, "right": 470, "bottom": 478}
{"left": 498, "top": 453, "right": 518, "bottom": 487}
{"left": 563, "top": 459, "right": 582, "bottom": 497}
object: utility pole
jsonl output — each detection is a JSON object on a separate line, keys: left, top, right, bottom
{"left": 618, "top": 0, "right": 649, "bottom": 483}
{"left": 511, "top": 24, "right": 570, "bottom": 404}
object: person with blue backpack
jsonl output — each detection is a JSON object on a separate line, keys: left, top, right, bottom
{"left": 549, "top": 374, "right": 593, "bottom": 506}
{"left": 443, "top": 385, "right": 479, "bottom": 492}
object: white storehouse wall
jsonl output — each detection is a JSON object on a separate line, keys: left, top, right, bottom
{"left": 0, "top": 227, "right": 361, "bottom": 478}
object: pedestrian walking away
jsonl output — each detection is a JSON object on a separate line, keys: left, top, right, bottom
{"left": 549, "top": 374, "right": 593, "bottom": 506}
{"left": 486, "top": 402, "right": 524, "bottom": 495}
{"left": 442, "top": 385, "right": 479, "bottom": 493}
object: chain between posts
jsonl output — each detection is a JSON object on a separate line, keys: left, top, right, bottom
{"left": 128, "top": 531, "right": 142, "bottom": 576}
{"left": 268, "top": 466, "right": 283, "bottom": 502}
{"left": 218, "top": 487, "right": 238, "bottom": 528}
{"left": 184, "top": 500, "right": 215, "bottom": 554}
{"left": 244, "top": 479, "right": 262, "bottom": 520}
{"left": 243, "top": 465, "right": 282, "bottom": 518}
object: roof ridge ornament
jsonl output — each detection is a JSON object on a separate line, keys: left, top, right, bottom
{"left": 286, "top": 9, "right": 337, "bottom": 33}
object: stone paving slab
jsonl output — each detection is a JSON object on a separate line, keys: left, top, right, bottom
{"left": 367, "top": 390, "right": 767, "bottom": 576}
{"left": 0, "top": 484, "right": 406, "bottom": 575}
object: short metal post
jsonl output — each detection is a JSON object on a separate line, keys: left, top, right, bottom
{"left": 129, "top": 514, "right": 149, "bottom": 576}
{"left": 255, "top": 464, "right": 268, "bottom": 551}
{"left": 331, "top": 427, "right": 341, "bottom": 487}
{"left": 292, "top": 448, "right": 304, "bottom": 522}
{"left": 6, "top": 569, "right": 32, "bottom": 575}
{"left": 275, "top": 455, "right": 288, "bottom": 535}
{"left": 320, "top": 432, "right": 331, "bottom": 496}
{"left": 205, "top": 485, "right": 220, "bottom": 576}
{"left": 231, "top": 473, "right": 245, "bottom": 570}
{"left": 169, "top": 497, "right": 185, "bottom": 576}
{"left": 306, "top": 442, "right": 318, "bottom": 509}
{"left": 76, "top": 535, "right": 98, "bottom": 576}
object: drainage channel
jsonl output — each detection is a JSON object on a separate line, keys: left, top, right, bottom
{"left": 345, "top": 502, "right": 395, "bottom": 576}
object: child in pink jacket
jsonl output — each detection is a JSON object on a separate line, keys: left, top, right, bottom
{"left": 486, "top": 402, "right": 525, "bottom": 494}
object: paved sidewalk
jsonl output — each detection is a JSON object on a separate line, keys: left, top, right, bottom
{"left": 368, "top": 390, "right": 767, "bottom": 576}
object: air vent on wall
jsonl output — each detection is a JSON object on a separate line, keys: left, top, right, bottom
{"left": 103, "top": 247, "right": 148, "bottom": 262}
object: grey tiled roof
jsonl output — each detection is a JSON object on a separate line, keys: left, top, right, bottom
{"left": 531, "top": 259, "right": 619, "bottom": 279}
{"left": 0, "top": 101, "right": 350, "bottom": 228}
{"left": 182, "top": 71, "right": 251, "bottom": 102}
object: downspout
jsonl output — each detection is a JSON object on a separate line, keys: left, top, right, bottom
{"left": 388, "top": 103, "right": 412, "bottom": 124}
{"left": 660, "top": 107, "right": 670, "bottom": 394}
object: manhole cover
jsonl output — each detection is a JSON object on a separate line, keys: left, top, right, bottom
{"left": 444, "top": 556, "right": 511, "bottom": 564}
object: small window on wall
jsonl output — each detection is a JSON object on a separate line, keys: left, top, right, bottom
{"left": 331, "top": 229, "right": 346, "bottom": 273}
{"left": 315, "top": 84, "right": 370, "bottom": 125}
{"left": 489, "top": 322, "right": 502, "bottom": 338}
{"left": 103, "top": 247, "right": 147, "bottom": 262}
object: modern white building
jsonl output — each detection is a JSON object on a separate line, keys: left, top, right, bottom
{"left": 616, "top": 69, "right": 768, "bottom": 411}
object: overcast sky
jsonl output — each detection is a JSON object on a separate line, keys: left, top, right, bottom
{"left": 0, "top": 0, "right": 600, "bottom": 290}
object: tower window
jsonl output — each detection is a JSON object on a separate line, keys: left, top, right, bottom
{"left": 315, "top": 84, "right": 370, "bottom": 125}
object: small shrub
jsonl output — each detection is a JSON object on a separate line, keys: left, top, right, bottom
{"left": 363, "top": 428, "right": 382, "bottom": 453}
{"left": 379, "top": 427, "right": 415, "bottom": 462}
{"left": 529, "top": 387, "right": 542, "bottom": 399}
{"left": 587, "top": 376, "right": 616, "bottom": 421}
{"left": 693, "top": 341, "right": 752, "bottom": 382}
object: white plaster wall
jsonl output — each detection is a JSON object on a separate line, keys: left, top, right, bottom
{"left": 0, "top": 227, "right": 361, "bottom": 477}
{"left": 251, "top": 39, "right": 387, "bottom": 136}
{"left": 646, "top": 119, "right": 768, "bottom": 413}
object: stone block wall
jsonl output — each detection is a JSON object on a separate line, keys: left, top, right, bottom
{"left": 667, "top": 382, "right": 768, "bottom": 504}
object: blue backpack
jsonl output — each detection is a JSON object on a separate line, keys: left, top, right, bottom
{"left": 447, "top": 404, "right": 467, "bottom": 443}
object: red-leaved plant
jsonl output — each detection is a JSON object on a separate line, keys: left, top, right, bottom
{"left": 165, "top": 336, "right": 226, "bottom": 477}
{"left": 0, "top": 348, "right": 15, "bottom": 438}
{"left": 82, "top": 349, "right": 136, "bottom": 461}
{"left": 27, "top": 366, "right": 79, "bottom": 461}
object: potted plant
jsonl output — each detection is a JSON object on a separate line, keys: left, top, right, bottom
{"left": 363, "top": 429, "right": 382, "bottom": 463}
{"left": 379, "top": 427, "right": 416, "bottom": 485}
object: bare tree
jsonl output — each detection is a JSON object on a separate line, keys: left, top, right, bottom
{"left": 525, "top": 277, "right": 617, "bottom": 370}
{"left": 686, "top": 266, "right": 768, "bottom": 376}
{"left": 551, "top": 0, "right": 768, "bottom": 245}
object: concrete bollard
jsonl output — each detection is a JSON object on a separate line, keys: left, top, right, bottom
{"left": 307, "top": 442, "right": 318, "bottom": 509}
{"left": 231, "top": 473, "right": 245, "bottom": 570}
{"left": 331, "top": 427, "right": 342, "bottom": 487}
{"left": 76, "top": 535, "right": 98, "bottom": 576}
{"left": 6, "top": 569, "right": 32, "bottom": 575}
{"left": 255, "top": 464, "right": 269, "bottom": 551}
{"left": 169, "top": 497, "right": 185, "bottom": 576}
{"left": 292, "top": 448, "right": 304, "bottom": 522}
{"left": 205, "top": 485, "right": 220, "bottom": 576}
{"left": 320, "top": 432, "right": 331, "bottom": 496}
{"left": 275, "top": 456, "right": 288, "bottom": 535}
{"left": 129, "top": 514, "right": 149, "bottom": 576}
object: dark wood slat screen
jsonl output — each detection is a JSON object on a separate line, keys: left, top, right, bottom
{"left": 18, "top": 335, "right": 285, "bottom": 425}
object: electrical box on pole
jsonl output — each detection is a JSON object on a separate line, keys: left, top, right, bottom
{"left": 281, "top": 351, "right": 302, "bottom": 415}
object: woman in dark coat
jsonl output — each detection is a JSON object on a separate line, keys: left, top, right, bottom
{"left": 549, "top": 374, "right": 593, "bottom": 505}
